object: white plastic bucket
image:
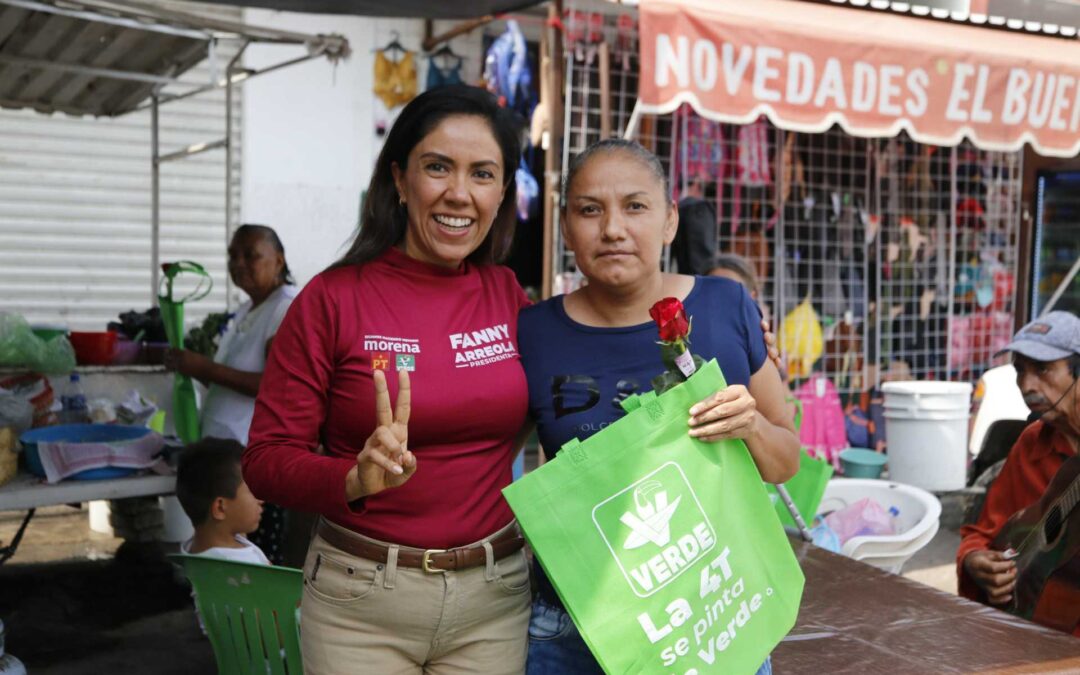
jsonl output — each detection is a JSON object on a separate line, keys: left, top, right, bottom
{"left": 818, "top": 478, "right": 942, "bottom": 574}
{"left": 88, "top": 500, "right": 113, "bottom": 536}
{"left": 882, "top": 381, "right": 972, "bottom": 491}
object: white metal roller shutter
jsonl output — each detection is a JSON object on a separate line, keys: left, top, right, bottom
{"left": 0, "top": 1, "right": 241, "bottom": 332}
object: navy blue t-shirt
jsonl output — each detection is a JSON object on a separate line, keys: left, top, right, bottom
{"left": 518, "top": 276, "right": 768, "bottom": 605}
{"left": 519, "top": 276, "right": 767, "bottom": 457}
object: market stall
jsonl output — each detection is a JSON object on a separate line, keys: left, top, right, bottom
{"left": 0, "top": 0, "right": 348, "bottom": 550}
{"left": 551, "top": 0, "right": 1080, "bottom": 417}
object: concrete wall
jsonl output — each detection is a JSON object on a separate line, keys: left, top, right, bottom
{"left": 240, "top": 10, "right": 487, "bottom": 287}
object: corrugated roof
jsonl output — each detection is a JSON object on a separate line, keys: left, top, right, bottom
{"left": 196, "top": 0, "right": 544, "bottom": 19}
{"left": 818, "top": 0, "right": 1079, "bottom": 39}
{"left": 0, "top": 0, "right": 348, "bottom": 117}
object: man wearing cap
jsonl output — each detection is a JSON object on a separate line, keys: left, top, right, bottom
{"left": 956, "top": 311, "right": 1080, "bottom": 635}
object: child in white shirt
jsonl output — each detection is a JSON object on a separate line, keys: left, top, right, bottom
{"left": 176, "top": 438, "right": 271, "bottom": 565}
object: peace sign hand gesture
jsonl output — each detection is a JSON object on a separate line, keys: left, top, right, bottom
{"left": 344, "top": 369, "right": 416, "bottom": 502}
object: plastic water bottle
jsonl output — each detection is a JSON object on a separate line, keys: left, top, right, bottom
{"left": 888, "top": 505, "right": 902, "bottom": 536}
{"left": 59, "top": 373, "right": 89, "bottom": 425}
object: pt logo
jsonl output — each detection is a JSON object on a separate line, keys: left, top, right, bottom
{"left": 592, "top": 462, "right": 716, "bottom": 597}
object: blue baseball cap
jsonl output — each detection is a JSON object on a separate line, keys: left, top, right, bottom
{"left": 997, "top": 311, "right": 1080, "bottom": 362}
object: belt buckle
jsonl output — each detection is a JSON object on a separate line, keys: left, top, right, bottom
{"left": 422, "top": 549, "right": 447, "bottom": 573}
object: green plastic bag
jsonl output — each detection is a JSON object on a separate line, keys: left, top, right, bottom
{"left": 504, "top": 360, "right": 804, "bottom": 675}
{"left": 765, "top": 399, "right": 834, "bottom": 528}
{"left": 0, "top": 313, "right": 75, "bottom": 374}
{"left": 766, "top": 450, "right": 834, "bottom": 528}
{"left": 159, "top": 261, "right": 212, "bottom": 444}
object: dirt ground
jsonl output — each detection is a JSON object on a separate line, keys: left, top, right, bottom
{"left": 0, "top": 506, "right": 214, "bottom": 674}
{"left": 0, "top": 506, "right": 965, "bottom": 674}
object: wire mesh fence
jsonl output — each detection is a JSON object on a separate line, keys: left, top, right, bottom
{"left": 556, "top": 4, "right": 1023, "bottom": 398}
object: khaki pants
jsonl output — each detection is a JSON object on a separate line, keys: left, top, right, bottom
{"left": 300, "top": 520, "right": 531, "bottom": 675}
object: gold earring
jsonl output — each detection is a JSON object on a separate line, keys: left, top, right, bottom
{"left": 399, "top": 196, "right": 406, "bottom": 205}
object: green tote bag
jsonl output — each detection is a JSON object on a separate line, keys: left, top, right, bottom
{"left": 765, "top": 398, "right": 834, "bottom": 529}
{"left": 159, "top": 261, "right": 212, "bottom": 444}
{"left": 504, "top": 359, "right": 804, "bottom": 675}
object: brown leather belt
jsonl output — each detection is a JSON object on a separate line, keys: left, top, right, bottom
{"left": 316, "top": 520, "right": 524, "bottom": 574}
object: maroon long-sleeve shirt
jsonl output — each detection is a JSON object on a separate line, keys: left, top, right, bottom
{"left": 243, "top": 247, "right": 530, "bottom": 549}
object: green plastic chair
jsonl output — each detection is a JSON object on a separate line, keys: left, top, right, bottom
{"left": 170, "top": 554, "right": 303, "bottom": 675}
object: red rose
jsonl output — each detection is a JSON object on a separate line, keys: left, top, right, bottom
{"left": 649, "top": 297, "right": 690, "bottom": 343}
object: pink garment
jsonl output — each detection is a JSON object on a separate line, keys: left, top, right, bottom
{"left": 794, "top": 375, "right": 847, "bottom": 469}
{"left": 671, "top": 103, "right": 725, "bottom": 200}
{"left": 737, "top": 118, "right": 772, "bottom": 187}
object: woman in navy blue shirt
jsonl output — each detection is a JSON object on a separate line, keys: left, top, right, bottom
{"left": 518, "top": 139, "right": 799, "bottom": 675}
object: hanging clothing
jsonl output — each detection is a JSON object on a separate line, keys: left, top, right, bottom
{"left": 484, "top": 20, "right": 533, "bottom": 116}
{"left": 673, "top": 196, "right": 718, "bottom": 275}
{"left": 425, "top": 55, "right": 464, "bottom": 90}
{"left": 737, "top": 119, "right": 772, "bottom": 187}
{"left": 671, "top": 103, "right": 725, "bottom": 198}
{"left": 794, "top": 375, "right": 847, "bottom": 470}
{"left": 373, "top": 51, "right": 417, "bottom": 108}
{"left": 515, "top": 161, "right": 539, "bottom": 221}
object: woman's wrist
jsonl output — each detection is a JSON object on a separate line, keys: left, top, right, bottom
{"left": 344, "top": 465, "right": 365, "bottom": 502}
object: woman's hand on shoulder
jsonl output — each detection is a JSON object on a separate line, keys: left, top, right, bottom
{"left": 687, "top": 385, "right": 760, "bottom": 442}
{"left": 346, "top": 369, "right": 416, "bottom": 501}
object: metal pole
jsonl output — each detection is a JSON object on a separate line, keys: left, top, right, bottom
{"left": 776, "top": 484, "right": 813, "bottom": 542}
{"left": 947, "top": 146, "right": 957, "bottom": 375}
{"left": 151, "top": 94, "right": 160, "bottom": 307}
{"left": 775, "top": 129, "right": 787, "bottom": 329}
{"left": 543, "top": 0, "right": 565, "bottom": 300}
{"left": 224, "top": 44, "right": 246, "bottom": 309}
{"left": 225, "top": 54, "right": 234, "bottom": 308}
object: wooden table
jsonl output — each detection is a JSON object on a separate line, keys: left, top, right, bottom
{"left": 0, "top": 471, "right": 175, "bottom": 511}
{"left": 0, "top": 470, "right": 175, "bottom": 563}
{"left": 776, "top": 538, "right": 1080, "bottom": 674}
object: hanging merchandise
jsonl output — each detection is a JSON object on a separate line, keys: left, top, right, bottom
{"left": 563, "top": 9, "right": 605, "bottom": 62}
{"left": 891, "top": 289, "right": 948, "bottom": 380}
{"left": 824, "top": 317, "right": 863, "bottom": 392}
{"left": 515, "top": 159, "right": 539, "bottom": 221}
{"left": 671, "top": 103, "right": 725, "bottom": 198}
{"left": 845, "top": 403, "right": 873, "bottom": 449}
{"left": 425, "top": 44, "right": 464, "bottom": 91}
{"left": 780, "top": 298, "right": 824, "bottom": 380}
{"left": 373, "top": 33, "right": 417, "bottom": 109}
{"left": 793, "top": 374, "right": 847, "bottom": 470}
{"left": 614, "top": 13, "right": 636, "bottom": 71}
{"left": 558, "top": 12, "right": 1025, "bottom": 401}
{"left": 159, "top": 261, "right": 212, "bottom": 444}
{"left": 737, "top": 118, "right": 772, "bottom": 187}
{"left": 673, "top": 196, "right": 718, "bottom": 276}
{"left": 483, "top": 20, "right": 533, "bottom": 117}
{"left": 956, "top": 196, "right": 986, "bottom": 230}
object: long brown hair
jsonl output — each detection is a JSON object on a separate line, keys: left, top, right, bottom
{"left": 333, "top": 86, "right": 523, "bottom": 269}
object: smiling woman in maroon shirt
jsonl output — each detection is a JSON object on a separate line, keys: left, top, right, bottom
{"left": 243, "top": 86, "right": 532, "bottom": 674}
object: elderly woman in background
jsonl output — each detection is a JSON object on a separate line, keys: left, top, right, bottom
{"left": 165, "top": 223, "right": 298, "bottom": 562}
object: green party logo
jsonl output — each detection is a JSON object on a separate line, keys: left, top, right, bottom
{"left": 395, "top": 354, "right": 415, "bottom": 372}
{"left": 592, "top": 462, "right": 716, "bottom": 597}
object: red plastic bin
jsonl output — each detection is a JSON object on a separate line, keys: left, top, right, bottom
{"left": 69, "top": 331, "right": 118, "bottom": 365}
